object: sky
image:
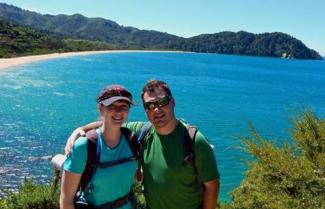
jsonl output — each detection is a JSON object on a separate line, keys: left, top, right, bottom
{"left": 1, "top": 0, "right": 325, "bottom": 55}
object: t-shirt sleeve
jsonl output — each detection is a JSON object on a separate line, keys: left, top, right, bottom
{"left": 63, "top": 137, "right": 88, "bottom": 174}
{"left": 123, "top": 121, "right": 146, "bottom": 135}
{"left": 195, "top": 131, "right": 220, "bottom": 183}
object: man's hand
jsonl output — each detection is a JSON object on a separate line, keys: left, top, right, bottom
{"left": 64, "top": 128, "right": 85, "bottom": 155}
{"left": 64, "top": 121, "right": 103, "bottom": 155}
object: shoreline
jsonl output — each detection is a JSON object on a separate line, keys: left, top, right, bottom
{"left": 0, "top": 50, "right": 183, "bottom": 71}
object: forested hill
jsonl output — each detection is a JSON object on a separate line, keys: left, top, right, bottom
{"left": 0, "top": 20, "right": 118, "bottom": 58}
{"left": 0, "top": 3, "right": 322, "bottom": 60}
{"left": 0, "top": 19, "right": 65, "bottom": 57}
{"left": 0, "top": 3, "right": 182, "bottom": 50}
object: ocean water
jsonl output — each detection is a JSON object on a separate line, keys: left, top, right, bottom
{"left": 0, "top": 52, "right": 325, "bottom": 200}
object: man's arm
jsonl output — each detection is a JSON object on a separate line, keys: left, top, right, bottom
{"left": 203, "top": 178, "right": 220, "bottom": 209}
{"left": 193, "top": 130, "right": 220, "bottom": 209}
{"left": 65, "top": 121, "right": 102, "bottom": 154}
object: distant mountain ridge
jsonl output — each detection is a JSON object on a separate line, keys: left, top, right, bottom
{"left": 0, "top": 3, "right": 322, "bottom": 60}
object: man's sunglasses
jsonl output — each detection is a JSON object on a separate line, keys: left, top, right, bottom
{"left": 143, "top": 96, "right": 171, "bottom": 111}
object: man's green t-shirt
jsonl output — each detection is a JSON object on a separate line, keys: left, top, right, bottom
{"left": 125, "top": 121, "right": 219, "bottom": 209}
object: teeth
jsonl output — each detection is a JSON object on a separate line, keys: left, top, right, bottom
{"left": 113, "top": 116, "right": 123, "bottom": 120}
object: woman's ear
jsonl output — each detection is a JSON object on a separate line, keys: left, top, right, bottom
{"left": 98, "top": 103, "right": 104, "bottom": 115}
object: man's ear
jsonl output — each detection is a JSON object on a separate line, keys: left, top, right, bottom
{"left": 171, "top": 97, "right": 175, "bottom": 107}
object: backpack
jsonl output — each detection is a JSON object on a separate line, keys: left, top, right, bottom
{"left": 80, "top": 121, "right": 204, "bottom": 192}
{"left": 137, "top": 121, "right": 204, "bottom": 191}
{"left": 49, "top": 127, "right": 139, "bottom": 209}
{"left": 79, "top": 127, "right": 139, "bottom": 191}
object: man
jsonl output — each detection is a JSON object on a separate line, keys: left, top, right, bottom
{"left": 66, "top": 79, "right": 220, "bottom": 209}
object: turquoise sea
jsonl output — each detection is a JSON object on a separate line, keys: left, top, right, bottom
{"left": 0, "top": 52, "right": 325, "bottom": 200}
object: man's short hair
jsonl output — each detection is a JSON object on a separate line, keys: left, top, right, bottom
{"left": 141, "top": 79, "right": 173, "bottom": 102}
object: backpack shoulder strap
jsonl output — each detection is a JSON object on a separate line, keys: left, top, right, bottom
{"left": 137, "top": 122, "right": 152, "bottom": 143}
{"left": 85, "top": 128, "right": 137, "bottom": 170}
{"left": 134, "top": 122, "right": 152, "bottom": 183}
{"left": 79, "top": 129, "right": 98, "bottom": 191}
{"left": 182, "top": 123, "right": 205, "bottom": 191}
{"left": 137, "top": 122, "right": 152, "bottom": 161}
{"left": 120, "top": 127, "right": 138, "bottom": 157}
{"left": 182, "top": 123, "right": 197, "bottom": 166}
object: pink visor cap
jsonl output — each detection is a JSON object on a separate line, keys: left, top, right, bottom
{"left": 97, "top": 84, "right": 135, "bottom": 106}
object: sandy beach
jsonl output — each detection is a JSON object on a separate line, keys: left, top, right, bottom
{"left": 0, "top": 50, "right": 180, "bottom": 71}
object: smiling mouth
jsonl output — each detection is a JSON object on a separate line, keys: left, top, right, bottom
{"left": 112, "top": 116, "right": 124, "bottom": 122}
{"left": 154, "top": 112, "right": 165, "bottom": 120}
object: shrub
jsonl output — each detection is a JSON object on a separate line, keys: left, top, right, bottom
{"left": 0, "top": 178, "right": 60, "bottom": 209}
{"left": 222, "top": 111, "right": 325, "bottom": 209}
{"left": 0, "top": 173, "right": 146, "bottom": 209}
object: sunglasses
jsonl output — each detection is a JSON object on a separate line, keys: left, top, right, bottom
{"left": 143, "top": 96, "right": 171, "bottom": 111}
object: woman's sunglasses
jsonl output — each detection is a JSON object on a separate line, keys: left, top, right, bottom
{"left": 143, "top": 96, "right": 171, "bottom": 111}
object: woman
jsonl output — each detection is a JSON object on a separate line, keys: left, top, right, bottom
{"left": 60, "top": 84, "right": 137, "bottom": 209}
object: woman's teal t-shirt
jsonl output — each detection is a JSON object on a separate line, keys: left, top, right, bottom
{"left": 63, "top": 129, "right": 137, "bottom": 208}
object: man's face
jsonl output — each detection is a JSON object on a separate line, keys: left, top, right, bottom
{"left": 142, "top": 87, "right": 175, "bottom": 129}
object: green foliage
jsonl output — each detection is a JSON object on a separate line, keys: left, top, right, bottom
{"left": 0, "top": 174, "right": 146, "bottom": 209}
{"left": 0, "top": 20, "right": 66, "bottom": 58}
{"left": 0, "top": 179, "right": 60, "bottom": 209}
{"left": 133, "top": 181, "right": 147, "bottom": 209}
{"left": 0, "top": 20, "right": 120, "bottom": 58}
{"left": 293, "top": 112, "right": 325, "bottom": 168}
{"left": 222, "top": 112, "right": 325, "bottom": 209}
{"left": 183, "top": 32, "right": 322, "bottom": 60}
{"left": 0, "top": 3, "right": 322, "bottom": 60}
{"left": 63, "top": 39, "right": 117, "bottom": 51}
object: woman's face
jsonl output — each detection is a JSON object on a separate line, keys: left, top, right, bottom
{"left": 99, "top": 100, "right": 130, "bottom": 127}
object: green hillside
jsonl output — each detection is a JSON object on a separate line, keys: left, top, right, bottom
{"left": 0, "top": 3, "right": 322, "bottom": 60}
{"left": 0, "top": 20, "right": 118, "bottom": 58}
{"left": 0, "top": 20, "right": 65, "bottom": 57}
{"left": 183, "top": 31, "right": 322, "bottom": 59}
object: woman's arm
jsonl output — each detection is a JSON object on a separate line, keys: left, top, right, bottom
{"left": 60, "top": 171, "right": 82, "bottom": 209}
{"left": 65, "top": 121, "right": 103, "bottom": 154}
